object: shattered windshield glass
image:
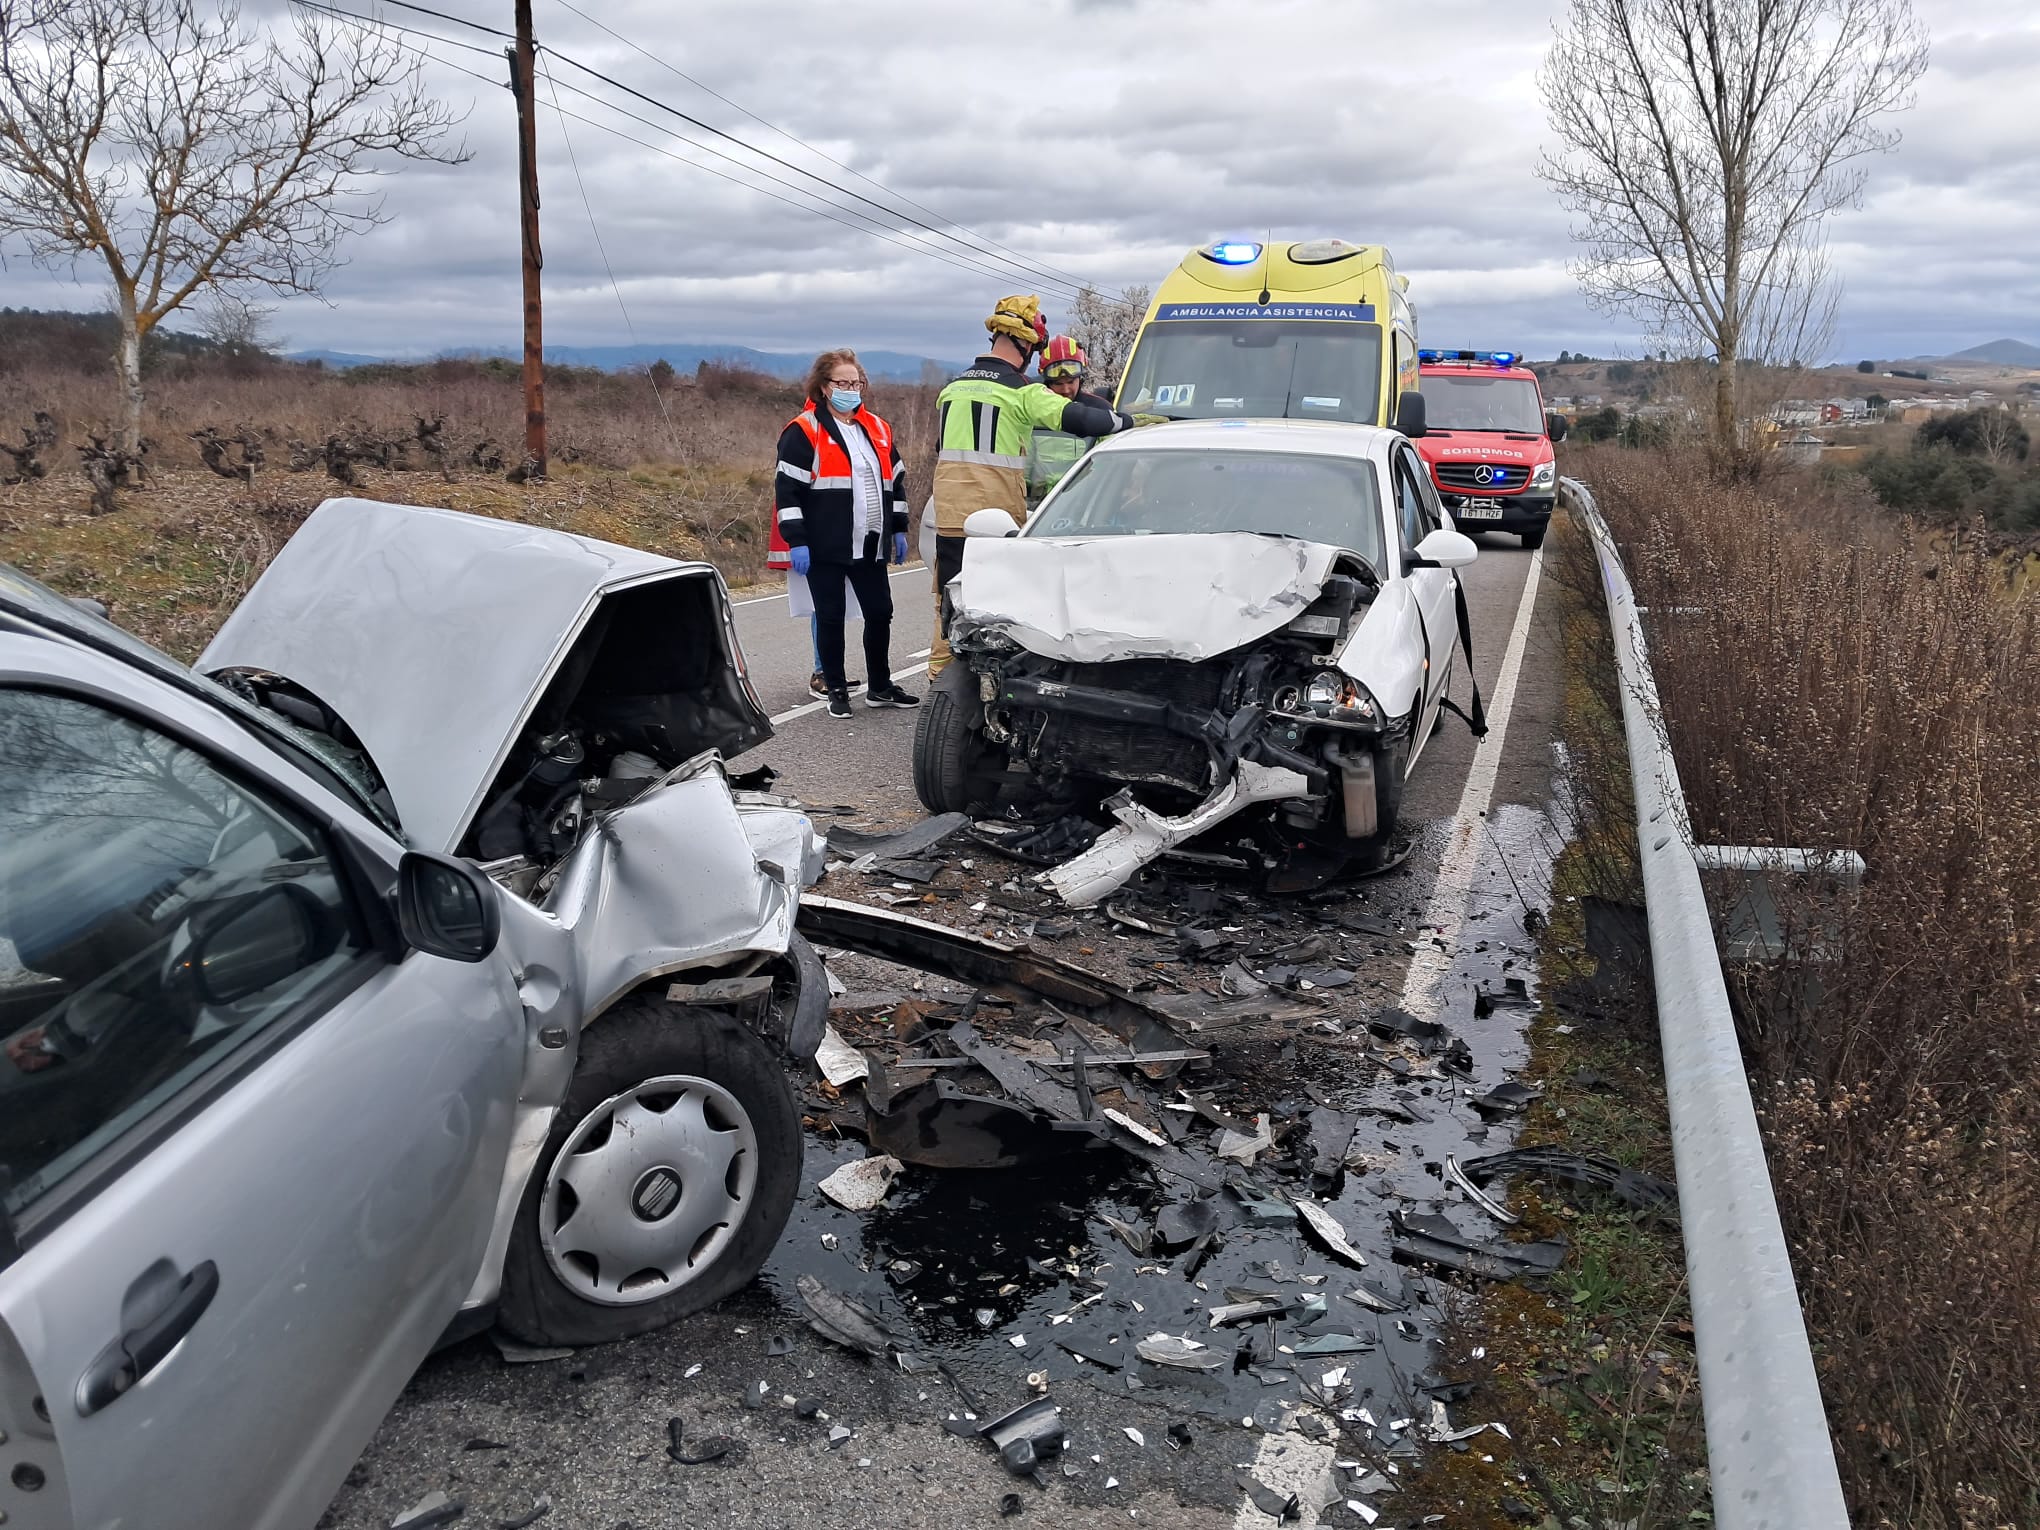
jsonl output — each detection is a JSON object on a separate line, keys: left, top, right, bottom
{"left": 1028, "top": 449, "right": 1385, "bottom": 568}
{"left": 1119, "top": 321, "right": 1385, "bottom": 423}
{"left": 1419, "top": 373, "right": 1545, "bottom": 433}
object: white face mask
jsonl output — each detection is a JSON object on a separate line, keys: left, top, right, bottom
{"left": 829, "top": 388, "right": 862, "bottom": 413}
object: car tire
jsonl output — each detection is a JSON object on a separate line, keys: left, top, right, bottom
{"left": 913, "top": 664, "right": 1002, "bottom": 815}
{"left": 495, "top": 995, "right": 802, "bottom": 1347}
{"left": 1519, "top": 525, "right": 1547, "bottom": 551}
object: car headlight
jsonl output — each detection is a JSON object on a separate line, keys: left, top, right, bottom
{"left": 1304, "top": 671, "right": 1379, "bottom": 723}
{"left": 1531, "top": 461, "right": 1556, "bottom": 489}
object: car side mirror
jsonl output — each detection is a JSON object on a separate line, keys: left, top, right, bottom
{"left": 1394, "top": 390, "right": 1428, "bottom": 440}
{"left": 187, "top": 885, "right": 331, "bottom": 1005}
{"left": 1545, "top": 411, "right": 1569, "bottom": 443}
{"left": 397, "top": 851, "right": 501, "bottom": 962}
{"left": 964, "top": 507, "right": 1022, "bottom": 538}
{"left": 1411, "top": 527, "right": 1479, "bottom": 570}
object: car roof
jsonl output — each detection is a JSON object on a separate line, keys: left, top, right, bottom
{"left": 1087, "top": 418, "right": 1402, "bottom": 460}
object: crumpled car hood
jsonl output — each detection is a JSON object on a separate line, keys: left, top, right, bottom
{"left": 951, "top": 532, "right": 1342, "bottom": 663}
{"left": 200, "top": 499, "right": 768, "bottom": 852}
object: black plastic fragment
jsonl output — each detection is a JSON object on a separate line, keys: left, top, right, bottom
{"left": 1152, "top": 1197, "right": 1220, "bottom": 1252}
{"left": 1390, "top": 1210, "right": 1567, "bottom": 1280}
{"left": 998, "top": 1492, "right": 1025, "bottom": 1517}
{"left": 1167, "top": 1421, "right": 1194, "bottom": 1451}
{"left": 461, "top": 1438, "right": 508, "bottom": 1452}
{"left": 1469, "top": 1080, "right": 1542, "bottom": 1118}
{"left": 496, "top": 1503, "right": 551, "bottom": 1530}
{"left": 980, "top": 1395, "right": 1067, "bottom": 1478}
{"left": 390, "top": 1497, "right": 466, "bottom": 1530}
{"left": 1459, "top": 1145, "right": 1675, "bottom": 1210}
{"left": 829, "top": 812, "right": 971, "bottom": 860}
{"left": 1234, "top": 1471, "right": 1301, "bottom": 1521}
{"left": 765, "top": 1333, "right": 795, "bottom": 1356}
{"left": 666, "top": 1417, "right": 734, "bottom": 1466}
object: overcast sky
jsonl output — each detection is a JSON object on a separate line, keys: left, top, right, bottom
{"left": 3, "top": 0, "right": 2035, "bottom": 364}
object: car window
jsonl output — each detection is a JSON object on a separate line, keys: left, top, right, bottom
{"left": 1400, "top": 445, "right": 1444, "bottom": 534}
{"left": 1392, "top": 454, "right": 1430, "bottom": 549}
{"left": 1028, "top": 447, "right": 1386, "bottom": 573}
{"left": 0, "top": 688, "right": 367, "bottom": 1215}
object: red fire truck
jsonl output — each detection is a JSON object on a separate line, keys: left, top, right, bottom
{"left": 1412, "top": 349, "right": 1563, "bottom": 550}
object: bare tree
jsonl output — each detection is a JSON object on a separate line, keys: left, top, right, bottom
{"left": 197, "top": 291, "right": 277, "bottom": 361}
{"left": 1068, "top": 283, "right": 1152, "bottom": 393}
{"left": 1537, "top": 0, "right": 1927, "bottom": 460}
{"left": 0, "top": 0, "right": 466, "bottom": 455}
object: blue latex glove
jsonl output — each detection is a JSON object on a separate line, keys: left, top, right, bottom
{"left": 893, "top": 532, "right": 909, "bottom": 565}
{"left": 790, "top": 545, "right": 811, "bottom": 576}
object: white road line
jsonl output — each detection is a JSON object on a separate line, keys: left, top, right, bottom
{"left": 767, "top": 663, "right": 927, "bottom": 727}
{"left": 1399, "top": 547, "right": 1546, "bottom": 1017}
{"left": 732, "top": 564, "right": 926, "bottom": 606}
{"left": 1228, "top": 551, "right": 1546, "bottom": 1530}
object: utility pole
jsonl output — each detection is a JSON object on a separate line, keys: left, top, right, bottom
{"left": 510, "top": 0, "right": 545, "bottom": 478}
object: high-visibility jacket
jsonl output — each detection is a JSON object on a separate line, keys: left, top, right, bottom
{"left": 932, "top": 355, "right": 1128, "bottom": 534}
{"left": 772, "top": 403, "right": 907, "bottom": 563}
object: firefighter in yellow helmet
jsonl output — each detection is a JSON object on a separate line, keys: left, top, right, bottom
{"left": 925, "top": 297, "right": 1133, "bottom": 675}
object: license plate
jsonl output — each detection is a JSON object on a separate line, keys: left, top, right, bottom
{"left": 1455, "top": 502, "right": 1504, "bottom": 520}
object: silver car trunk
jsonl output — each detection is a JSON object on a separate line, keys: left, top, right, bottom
{"left": 201, "top": 499, "right": 770, "bottom": 853}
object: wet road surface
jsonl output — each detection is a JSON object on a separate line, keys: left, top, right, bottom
{"left": 320, "top": 532, "right": 1565, "bottom": 1530}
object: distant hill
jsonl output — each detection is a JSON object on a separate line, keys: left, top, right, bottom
{"left": 288, "top": 341, "right": 965, "bottom": 382}
{"left": 1943, "top": 339, "right": 2040, "bottom": 367}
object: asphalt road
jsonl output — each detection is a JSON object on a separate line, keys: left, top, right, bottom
{"left": 730, "top": 563, "right": 935, "bottom": 719}
{"left": 320, "top": 529, "right": 1566, "bottom": 1530}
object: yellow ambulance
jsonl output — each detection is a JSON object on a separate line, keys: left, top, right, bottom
{"left": 1116, "top": 239, "right": 1423, "bottom": 432}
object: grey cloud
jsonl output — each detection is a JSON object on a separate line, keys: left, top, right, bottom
{"left": 1, "top": 0, "right": 2032, "bottom": 361}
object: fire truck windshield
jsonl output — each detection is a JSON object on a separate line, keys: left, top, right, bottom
{"left": 1419, "top": 373, "right": 1545, "bottom": 434}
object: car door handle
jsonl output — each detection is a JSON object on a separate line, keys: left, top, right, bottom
{"left": 76, "top": 1259, "right": 219, "bottom": 1416}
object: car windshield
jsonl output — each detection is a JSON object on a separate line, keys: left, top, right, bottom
{"left": 1119, "top": 321, "right": 1384, "bottom": 424}
{"left": 1420, "top": 372, "right": 1545, "bottom": 433}
{"left": 1028, "top": 447, "right": 1386, "bottom": 569}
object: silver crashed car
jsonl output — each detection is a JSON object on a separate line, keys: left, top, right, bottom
{"left": 0, "top": 500, "right": 824, "bottom": 1530}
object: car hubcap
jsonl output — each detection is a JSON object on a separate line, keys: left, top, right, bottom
{"left": 540, "top": 1075, "right": 759, "bottom": 1306}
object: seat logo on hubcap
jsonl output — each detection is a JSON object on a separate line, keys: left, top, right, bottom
{"left": 632, "top": 1166, "right": 682, "bottom": 1221}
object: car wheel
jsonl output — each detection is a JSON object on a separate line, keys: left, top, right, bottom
{"left": 1519, "top": 525, "right": 1547, "bottom": 551}
{"left": 495, "top": 996, "right": 802, "bottom": 1346}
{"left": 913, "top": 664, "right": 1003, "bottom": 815}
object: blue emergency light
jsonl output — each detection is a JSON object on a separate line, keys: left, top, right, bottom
{"left": 1419, "top": 348, "right": 1519, "bottom": 367}
{"left": 1207, "top": 241, "right": 1263, "bottom": 265}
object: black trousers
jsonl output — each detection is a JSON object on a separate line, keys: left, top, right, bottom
{"left": 808, "top": 552, "right": 894, "bottom": 692}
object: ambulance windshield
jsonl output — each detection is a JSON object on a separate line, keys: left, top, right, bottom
{"left": 1419, "top": 373, "right": 1545, "bottom": 434}
{"left": 1118, "top": 321, "right": 1385, "bottom": 424}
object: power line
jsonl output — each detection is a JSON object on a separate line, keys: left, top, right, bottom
{"left": 300, "top": 0, "right": 1085, "bottom": 300}
{"left": 536, "top": 54, "right": 684, "bottom": 457}
{"left": 549, "top": 0, "right": 1093, "bottom": 294}
{"left": 536, "top": 66, "right": 1081, "bottom": 298}
{"left": 291, "top": 0, "right": 503, "bottom": 64}
{"left": 536, "top": 39, "right": 1091, "bottom": 301}
{"left": 362, "top": 0, "right": 511, "bottom": 39}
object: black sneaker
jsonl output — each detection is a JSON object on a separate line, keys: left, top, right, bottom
{"left": 826, "top": 688, "right": 853, "bottom": 719}
{"left": 865, "top": 682, "right": 921, "bottom": 709}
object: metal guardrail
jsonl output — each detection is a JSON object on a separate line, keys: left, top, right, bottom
{"left": 1560, "top": 478, "right": 1850, "bottom": 1529}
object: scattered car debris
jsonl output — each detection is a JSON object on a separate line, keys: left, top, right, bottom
{"left": 1469, "top": 1080, "right": 1542, "bottom": 1119}
{"left": 1390, "top": 1210, "right": 1567, "bottom": 1281}
{"left": 998, "top": 1491, "right": 1025, "bottom": 1517}
{"left": 1135, "top": 1334, "right": 1226, "bottom": 1370}
{"left": 979, "top": 1395, "right": 1068, "bottom": 1477}
{"left": 1295, "top": 1199, "right": 1370, "bottom": 1268}
{"left": 1443, "top": 1154, "right": 1521, "bottom": 1225}
{"left": 1217, "top": 1113, "right": 1275, "bottom": 1164}
{"left": 827, "top": 812, "right": 973, "bottom": 862}
{"left": 1235, "top": 1471, "right": 1303, "bottom": 1522}
{"left": 1460, "top": 1145, "right": 1676, "bottom": 1211}
{"left": 391, "top": 1492, "right": 465, "bottom": 1530}
{"left": 815, "top": 1025, "right": 872, "bottom": 1088}
{"left": 1152, "top": 1197, "right": 1220, "bottom": 1252}
{"left": 797, "top": 1274, "right": 900, "bottom": 1358}
{"left": 666, "top": 1417, "right": 735, "bottom": 1465}
{"left": 818, "top": 1154, "right": 904, "bottom": 1211}
{"left": 495, "top": 1498, "right": 551, "bottom": 1530}
{"left": 1123, "top": 1426, "right": 1146, "bottom": 1447}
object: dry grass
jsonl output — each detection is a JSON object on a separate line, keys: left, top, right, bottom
{"left": 0, "top": 359, "right": 943, "bottom": 659}
{"left": 1572, "top": 444, "right": 2040, "bottom": 1529}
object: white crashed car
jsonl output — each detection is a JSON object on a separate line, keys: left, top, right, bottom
{"left": 912, "top": 419, "right": 1479, "bottom": 903}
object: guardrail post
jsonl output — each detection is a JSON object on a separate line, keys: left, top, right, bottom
{"left": 1558, "top": 478, "right": 1851, "bottom": 1530}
